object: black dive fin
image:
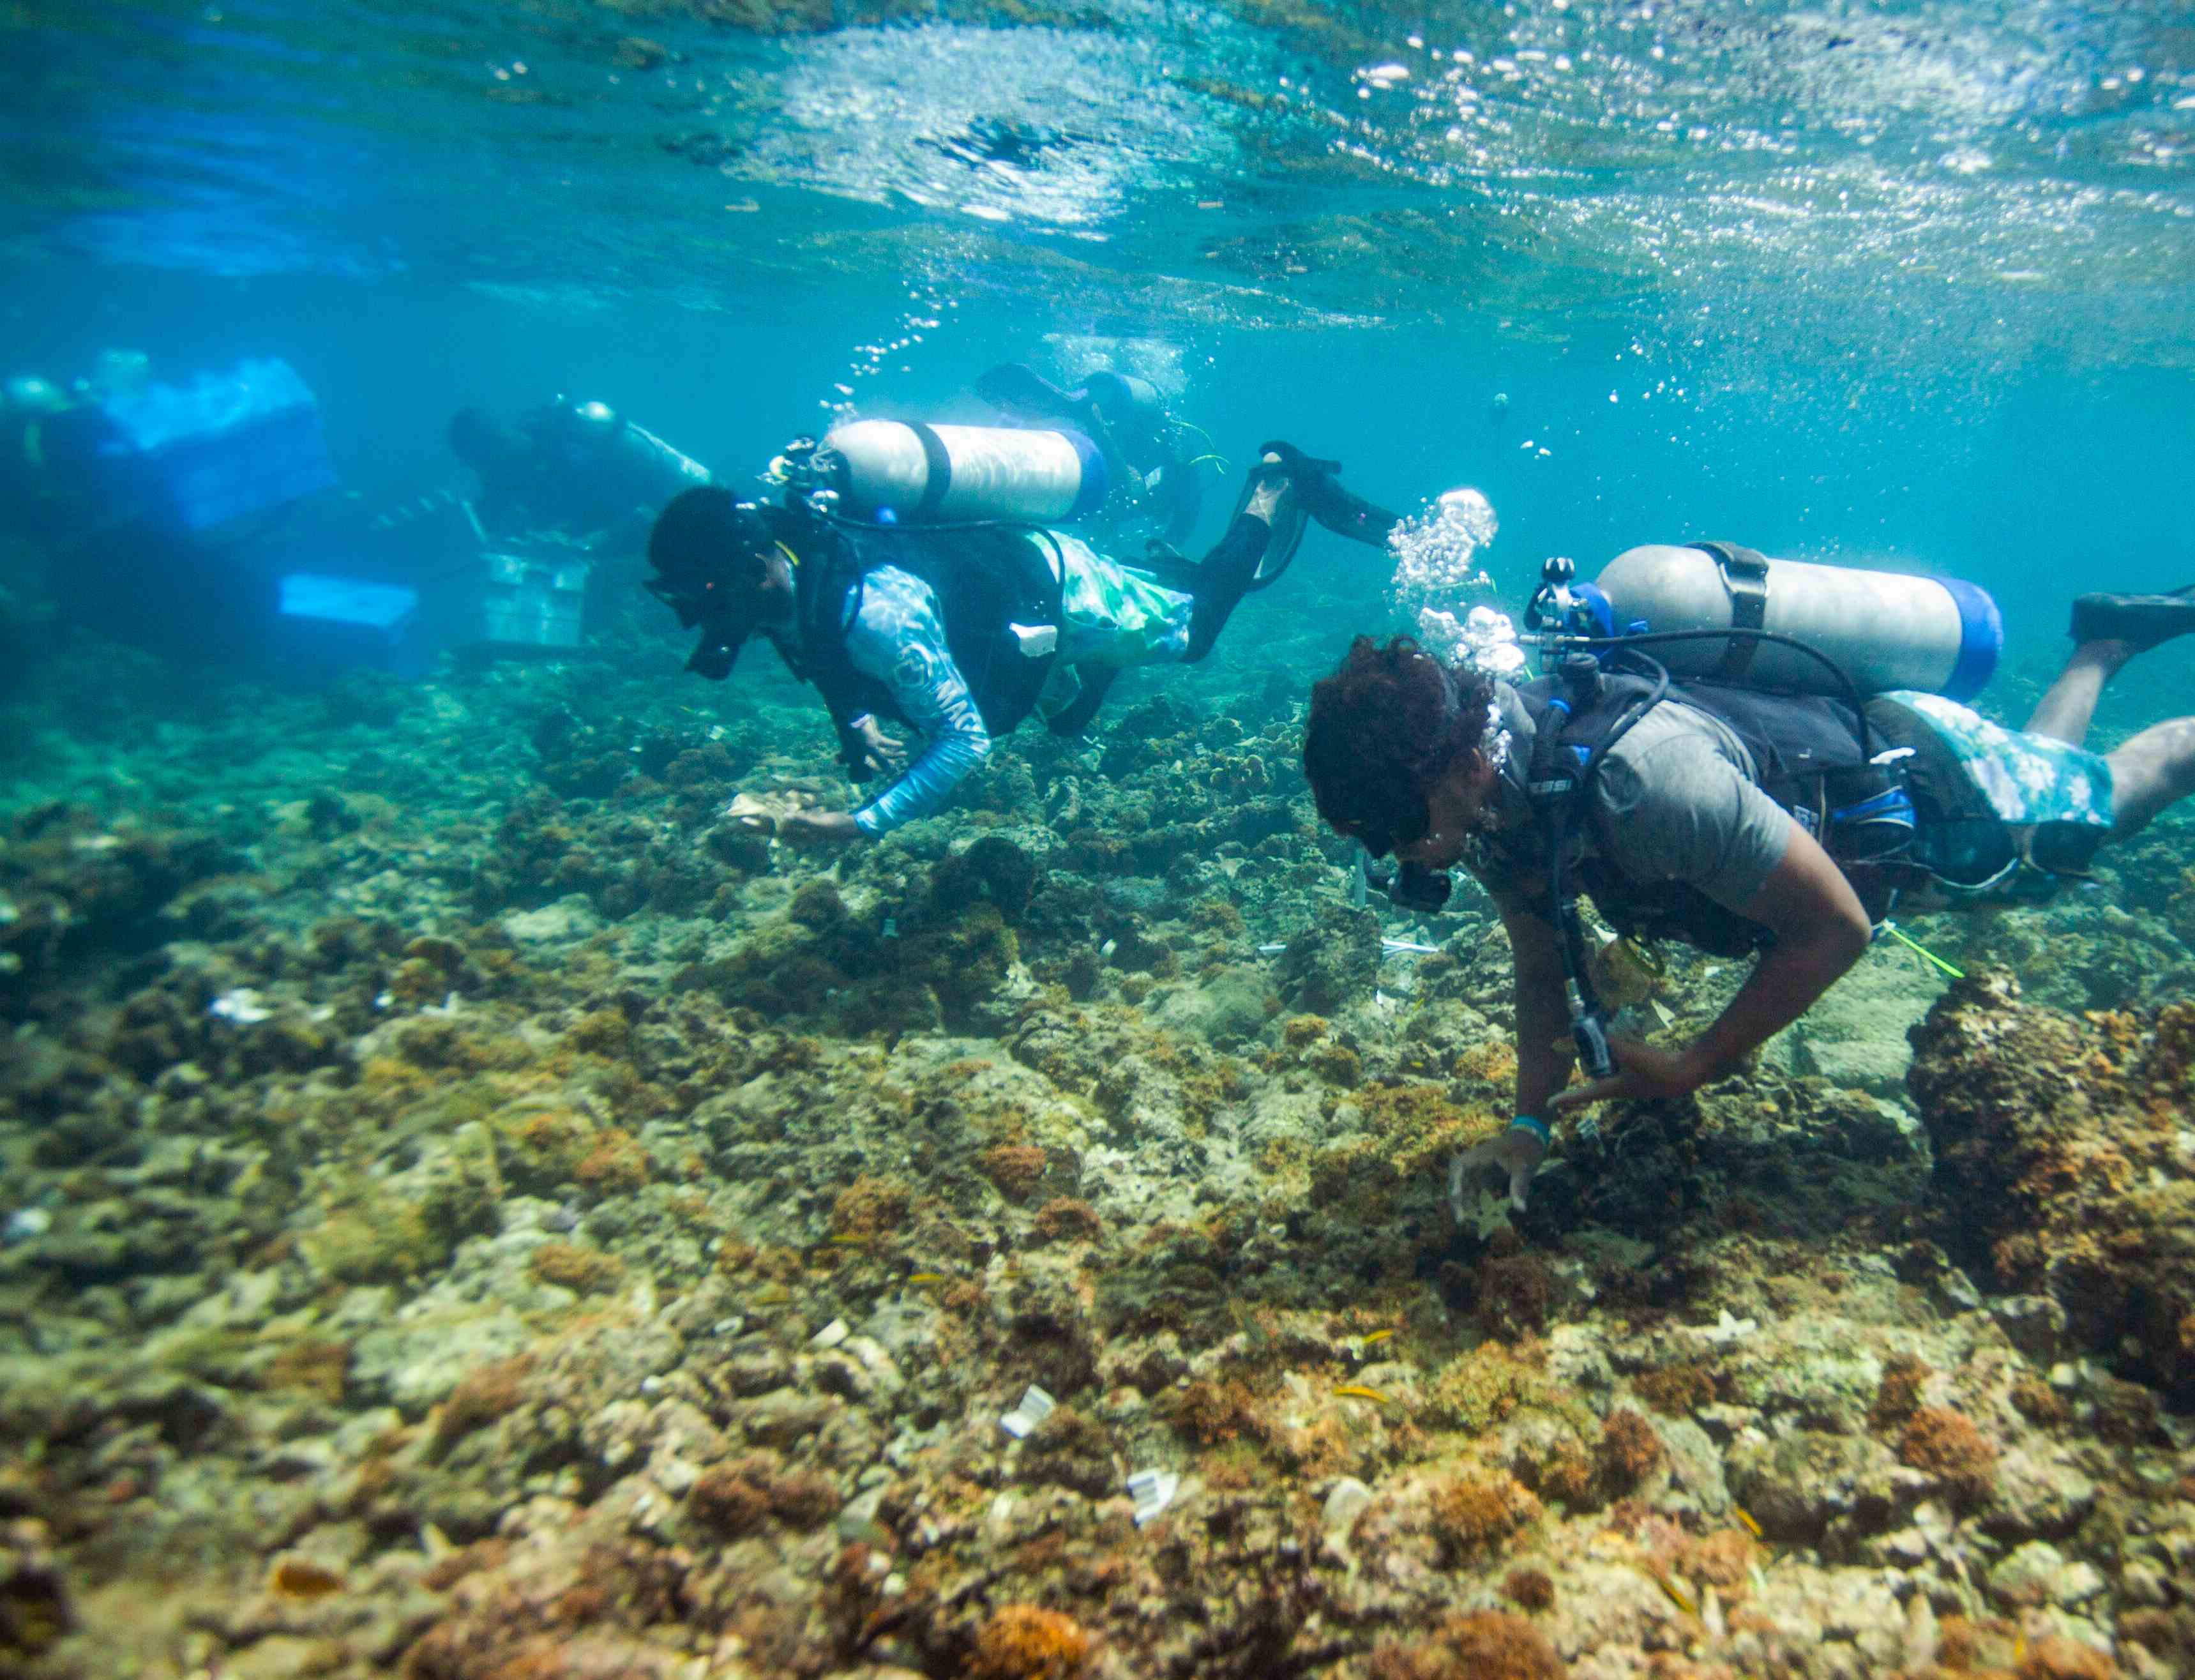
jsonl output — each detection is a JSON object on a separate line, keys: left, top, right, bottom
{"left": 1044, "top": 665, "right": 1118, "bottom": 736}
{"left": 1256, "top": 439, "right": 1401, "bottom": 549}
{"left": 974, "top": 363, "right": 1088, "bottom": 424}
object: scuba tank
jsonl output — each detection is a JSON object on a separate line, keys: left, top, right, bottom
{"left": 1080, "top": 371, "right": 1164, "bottom": 437}
{"left": 1571, "top": 541, "right": 2002, "bottom": 700}
{"left": 819, "top": 420, "right": 1108, "bottom": 526}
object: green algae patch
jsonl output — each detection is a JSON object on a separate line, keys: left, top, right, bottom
{"left": 303, "top": 1200, "right": 442, "bottom": 1286}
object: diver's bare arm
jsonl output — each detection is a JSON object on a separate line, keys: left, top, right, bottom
{"left": 1687, "top": 822, "right": 1873, "bottom": 1082}
{"left": 1496, "top": 892, "right": 1574, "bottom": 1116}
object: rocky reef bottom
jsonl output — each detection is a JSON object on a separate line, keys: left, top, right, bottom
{"left": 3, "top": 630, "right": 2195, "bottom": 1679}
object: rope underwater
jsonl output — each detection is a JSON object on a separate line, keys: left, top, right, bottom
{"left": 1880, "top": 919, "right": 1965, "bottom": 980}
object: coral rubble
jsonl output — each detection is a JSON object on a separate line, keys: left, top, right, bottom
{"left": 0, "top": 633, "right": 2191, "bottom": 1679}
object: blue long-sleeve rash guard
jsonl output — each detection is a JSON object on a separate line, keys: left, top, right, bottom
{"left": 844, "top": 564, "right": 992, "bottom": 836}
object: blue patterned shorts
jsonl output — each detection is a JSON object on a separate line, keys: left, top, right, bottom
{"left": 1883, "top": 692, "right": 2115, "bottom": 902}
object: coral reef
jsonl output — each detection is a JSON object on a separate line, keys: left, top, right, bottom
{"left": 1, "top": 624, "right": 2191, "bottom": 1680}
{"left": 1910, "top": 969, "right": 2195, "bottom": 1399}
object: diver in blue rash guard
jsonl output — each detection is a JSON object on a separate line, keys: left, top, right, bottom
{"left": 645, "top": 444, "right": 1397, "bottom": 844}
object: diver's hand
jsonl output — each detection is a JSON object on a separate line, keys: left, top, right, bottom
{"left": 780, "top": 810, "right": 860, "bottom": 847}
{"left": 1553, "top": 1036, "right": 1707, "bottom": 1110}
{"left": 1449, "top": 1121, "right": 1549, "bottom": 1219}
{"left": 850, "top": 716, "right": 908, "bottom": 779}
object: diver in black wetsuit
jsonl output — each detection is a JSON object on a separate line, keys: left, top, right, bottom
{"left": 449, "top": 397, "right": 716, "bottom": 555}
{"left": 972, "top": 364, "right": 1209, "bottom": 551}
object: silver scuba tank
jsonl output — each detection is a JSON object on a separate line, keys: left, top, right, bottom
{"left": 1587, "top": 541, "right": 2002, "bottom": 700}
{"left": 820, "top": 419, "right": 1108, "bottom": 525}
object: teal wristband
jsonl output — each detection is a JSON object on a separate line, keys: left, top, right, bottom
{"left": 1510, "top": 1114, "right": 1551, "bottom": 1147}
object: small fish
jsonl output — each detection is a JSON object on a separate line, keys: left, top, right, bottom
{"left": 1333, "top": 1384, "right": 1396, "bottom": 1406}
{"left": 1359, "top": 1329, "right": 1396, "bottom": 1349}
{"left": 268, "top": 1556, "right": 345, "bottom": 1601}
{"left": 1732, "top": 1505, "right": 1762, "bottom": 1540}
{"left": 1631, "top": 1561, "right": 1697, "bottom": 1618}
{"left": 905, "top": 1272, "right": 947, "bottom": 1285}
{"left": 827, "top": 1235, "right": 870, "bottom": 1248}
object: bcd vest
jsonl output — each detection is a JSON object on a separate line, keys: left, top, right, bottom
{"left": 780, "top": 520, "right": 1066, "bottom": 746}
{"left": 1504, "top": 673, "right": 1917, "bottom": 956}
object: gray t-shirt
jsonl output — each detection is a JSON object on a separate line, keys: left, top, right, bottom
{"left": 1474, "top": 686, "right": 1795, "bottom": 916}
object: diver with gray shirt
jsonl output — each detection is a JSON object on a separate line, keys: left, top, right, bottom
{"left": 1302, "top": 564, "right": 2195, "bottom": 1218}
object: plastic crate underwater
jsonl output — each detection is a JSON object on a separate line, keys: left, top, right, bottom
{"left": 97, "top": 358, "right": 336, "bottom": 535}
{"left": 426, "top": 551, "right": 590, "bottom": 654}
{"left": 274, "top": 572, "right": 426, "bottom": 677}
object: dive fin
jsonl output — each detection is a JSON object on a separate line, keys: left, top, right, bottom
{"left": 1044, "top": 665, "right": 1117, "bottom": 736}
{"left": 1256, "top": 439, "right": 1401, "bottom": 549}
{"left": 974, "top": 363, "right": 1089, "bottom": 424}
{"left": 2069, "top": 586, "right": 2195, "bottom": 652}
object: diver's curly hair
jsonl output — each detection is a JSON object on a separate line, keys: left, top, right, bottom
{"left": 1302, "top": 635, "right": 1496, "bottom": 855}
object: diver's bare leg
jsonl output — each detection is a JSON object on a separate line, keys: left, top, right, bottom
{"left": 2024, "top": 640, "right": 2135, "bottom": 747}
{"left": 2105, "top": 717, "right": 2195, "bottom": 840}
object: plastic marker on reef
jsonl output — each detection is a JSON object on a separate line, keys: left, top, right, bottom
{"left": 209, "top": 988, "right": 273, "bottom": 1024}
{"left": 1128, "top": 1467, "right": 1179, "bottom": 1525}
{"left": 3, "top": 1208, "right": 52, "bottom": 1245}
{"left": 1691, "top": 1308, "right": 1758, "bottom": 1345}
{"left": 999, "top": 1384, "right": 1056, "bottom": 1439}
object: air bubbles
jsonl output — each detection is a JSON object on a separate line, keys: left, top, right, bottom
{"left": 1417, "top": 604, "right": 1526, "bottom": 680}
{"left": 1387, "top": 486, "right": 1498, "bottom": 619}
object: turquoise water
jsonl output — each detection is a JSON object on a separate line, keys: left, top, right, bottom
{"left": 9, "top": 8, "right": 2195, "bottom": 1677}
{"left": 6, "top": 0, "right": 2192, "bottom": 670}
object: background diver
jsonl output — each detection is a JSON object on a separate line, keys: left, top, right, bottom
{"left": 644, "top": 432, "right": 1396, "bottom": 845}
{"left": 449, "top": 395, "right": 716, "bottom": 558}
{"left": 970, "top": 363, "right": 1209, "bottom": 550}
{"left": 1302, "top": 579, "right": 2195, "bottom": 1219}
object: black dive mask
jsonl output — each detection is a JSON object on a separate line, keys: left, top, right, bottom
{"left": 646, "top": 492, "right": 788, "bottom": 679}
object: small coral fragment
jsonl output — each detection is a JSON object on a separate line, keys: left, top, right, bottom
{"left": 967, "top": 1603, "right": 1093, "bottom": 1680}
{"left": 1897, "top": 1405, "right": 1998, "bottom": 1501}
{"left": 1597, "top": 1408, "right": 1663, "bottom": 1492}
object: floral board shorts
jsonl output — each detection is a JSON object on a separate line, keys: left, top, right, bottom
{"left": 1877, "top": 691, "right": 2116, "bottom": 904}
{"left": 1048, "top": 533, "right": 1193, "bottom": 667}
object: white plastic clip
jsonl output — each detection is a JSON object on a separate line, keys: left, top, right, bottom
{"left": 1128, "top": 1467, "right": 1180, "bottom": 1526}
{"left": 999, "top": 1384, "right": 1057, "bottom": 1439}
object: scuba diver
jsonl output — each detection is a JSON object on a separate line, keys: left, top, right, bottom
{"left": 1301, "top": 541, "right": 2195, "bottom": 1217}
{"left": 970, "top": 363, "right": 1209, "bottom": 550}
{"left": 448, "top": 397, "right": 716, "bottom": 555}
{"left": 3, "top": 354, "right": 350, "bottom": 670}
{"left": 0, "top": 375, "right": 73, "bottom": 541}
{"left": 0, "top": 368, "right": 154, "bottom": 545}
{"left": 645, "top": 418, "right": 1396, "bottom": 843}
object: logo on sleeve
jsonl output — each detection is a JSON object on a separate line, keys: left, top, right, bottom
{"left": 893, "top": 642, "right": 941, "bottom": 693}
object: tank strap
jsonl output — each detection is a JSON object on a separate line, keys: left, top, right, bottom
{"left": 1689, "top": 540, "right": 1770, "bottom": 683}
{"left": 906, "top": 422, "right": 954, "bottom": 517}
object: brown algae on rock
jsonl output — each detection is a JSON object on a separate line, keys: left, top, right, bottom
{"left": 3, "top": 636, "right": 2192, "bottom": 1680}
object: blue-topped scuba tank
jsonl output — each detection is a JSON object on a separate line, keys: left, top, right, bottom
{"left": 1555, "top": 541, "right": 2002, "bottom": 700}
{"left": 818, "top": 419, "right": 1108, "bottom": 526}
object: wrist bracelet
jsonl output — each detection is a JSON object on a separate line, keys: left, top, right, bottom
{"left": 1510, "top": 1114, "right": 1551, "bottom": 1147}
